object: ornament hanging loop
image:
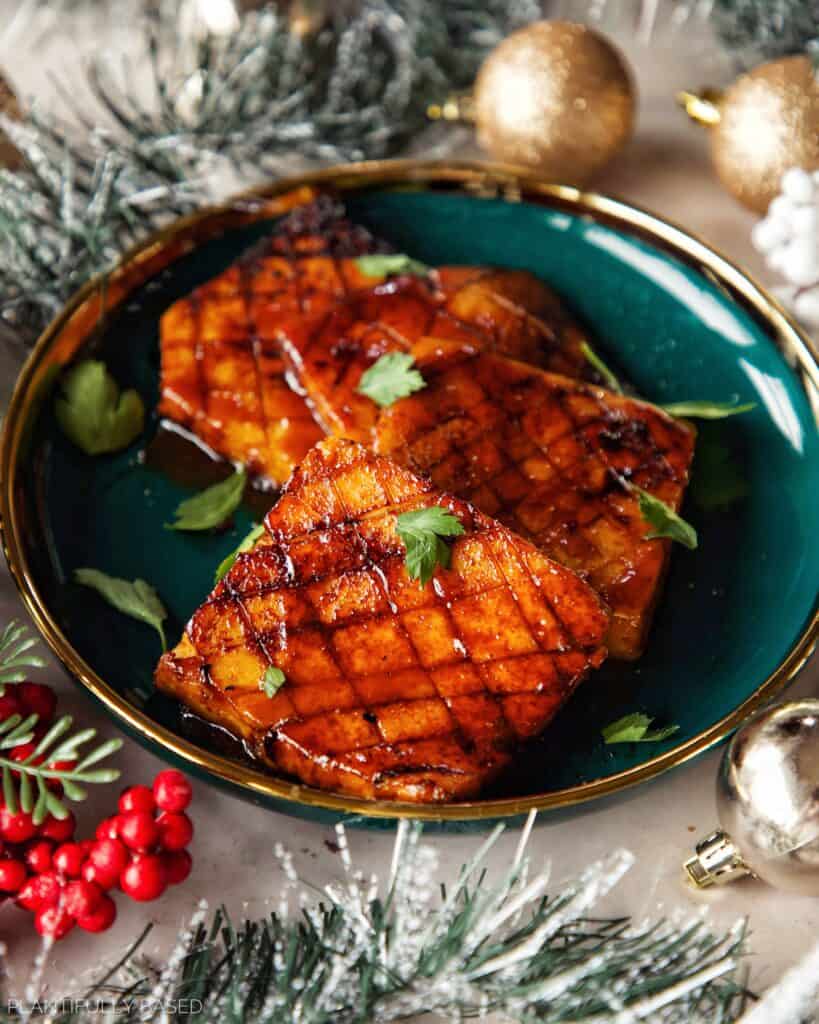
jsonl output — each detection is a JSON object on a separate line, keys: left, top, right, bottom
{"left": 426, "top": 91, "right": 476, "bottom": 126}
{"left": 676, "top": 88, "right": 723, "bottom": 126}
{"left": 684, "top": 829, "right": 751, "bottom": 889}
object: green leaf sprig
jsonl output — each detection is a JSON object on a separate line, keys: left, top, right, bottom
{"left": 0, "top": 708, "right": 122, "bottom": 825}
{"left": 215, "top": 523, "right": 266, "bottom": 583}
{"left": 633, "top": 485, "right": 698, "bottom": 550}
{"left": 356, "top": 352, "right": 426, "bottom": 408}
{"left": 75, "top": 569, "right": 168, "bottom": 649}
{"left": 55, "top": 360, "right": 145, "bottom": 455}
{"left": 580, "top": 342, "right": 622, "bottom": 394}
{"left": 167, "top": 469, "right": 246, "bottom": 532}
{"left": 355, "top": 254, "right": 429, "bottom": 279}
{"left": 396, "top": 506, "right": 465, "bottom": 587}
{"left": 260, "top": 666, "right": 286, "bottom": 698}
{"left": 0, "top": 622, "right": 46, "bottom": 696}
{"left": 602, "top": 712, "right": 679, "bottom": 745}
{"left": 662, "top": 400, "right": 756, "bottom": 419}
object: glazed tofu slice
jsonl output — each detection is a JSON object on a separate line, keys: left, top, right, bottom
{"left": 155, "top": 438, "right": 608, "bottom": 803}
{"left": 160, "top": 195, "right": 596, "bottom": 484}
{"left": 158, "top": 195, "right": 393, "bottom": 485}
{"left": 374, "top": 340, "right": 696, "bottom": 660}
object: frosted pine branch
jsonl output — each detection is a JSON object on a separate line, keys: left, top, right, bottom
{"left": 4, "top": 814, "right": 752, "bottom": 1022}
{"left": 0, "top": 0, "right": 541, "bottom": 341}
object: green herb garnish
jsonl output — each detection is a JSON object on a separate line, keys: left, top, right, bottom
{"left": 355, "top": 254, "right": 429, "bottom": 278}
{"left": 602, "top": 712, "right": 679, "bottom": 745}
{"left": 661, "top": 400, "right": 756, "bottom": 419}
{"left": 166, "top": 469, "right": 246, "bottom": 532}
{"left": 396, "top": 506, "right": 465, "bottom": 587}
{"left": 356, "top": 352, "right": 426, "bottom": 408}
{"left": 214, "top": 523, "right": 266, "bottom": 583}
{"left": 74, "top": 568, "right": 168, "bottom": 650}
{"left": 260, "top": 666, "right": 286, "bottom": 698}
{"left": 632, "top": 485, "right": 698, "bottom": 550}
{"left": 55, "top": 360, "right": 145, "bottom": 455}
{"left": 580, "top": 342, "right": 622, "bottom": 394}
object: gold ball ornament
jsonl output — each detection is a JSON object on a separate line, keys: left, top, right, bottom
{"left": 680, "top": 55, "right": 819, "bottom": 214}
{"left": 472, "top": 21, "right": 635, "bottom": 185}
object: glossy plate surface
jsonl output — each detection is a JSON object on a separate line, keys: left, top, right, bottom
{"left": 2, "top": 163, "right": 818, "bottom": 825}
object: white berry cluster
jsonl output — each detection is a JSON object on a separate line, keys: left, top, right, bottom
{"left": 752, "top": 168, "right": 819, "bottom": 328}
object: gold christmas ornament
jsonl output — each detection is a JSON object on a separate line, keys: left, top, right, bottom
{"left": 469, "top": 21, "right": 636, "bottom": 185}
{"left": 680, "top": 55, "right": 819, "bottom": 214}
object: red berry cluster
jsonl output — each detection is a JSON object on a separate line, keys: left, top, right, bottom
{"left": 0, "top": 682, "right": 193, "bottom": 940}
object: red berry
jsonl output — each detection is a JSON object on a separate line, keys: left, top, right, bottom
{"left": 53, "top": 843, "right": 84, "bottom": 878}
{"left": 119, "top": 811, "right": 160, "bottom": 852}
{"left": 81, "top": 860, "right": 118, "bottom": 891}
{"left": 95, "top": 816, "right": 121, "bottom": 841}
{"left": 153, "top": 770, "right": 192, "bottom": 813}
{"left": 89, "top": 838, "right": 129, "bottom": 878}
{"left": 162, "top": 849, "right": 192, "bottom": 886}
{"left": 24, "top": 840, "right": 53, "bottom": 875}
{"left": 17, "top": 872, "right": 61, "bottom": 911}
{"left": 0, "top": 691, "right": 21, "bottom": 721}
{"left": 156, "top": 812, "right": 193, "bottom": 852}
{"left": 77, "top": 894, "right": 116, "bottom": 933}
{"left": 35, "top": 903, "right": 74, "bottom": 940}
{"left": 119, "top": 786, "right": 155, "bottom": 815}
{"left": 10, "top": 741, "right": 39, "bottom": 764}
{"left": 62, "top": 879, "right": 102, "bottom": 919}
{"left": 120, "top": 853, "right": 167, "bottom": 902}
{"left": 80, "top": 839, "right": 96, "bottom": 857}
{"left": 0, "top": 807, "right": 36, "bottom": 844}
{"left": 17, "top": 683, "right": 56, "bottom": 723}
{"left": 0, "top": 859, "right": 27, "bottom": 892}
{"left": 40, "top": 811, "right": 76, "bottom": 843}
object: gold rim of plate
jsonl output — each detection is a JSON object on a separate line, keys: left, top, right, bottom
{"left": 2, "top": 160, "right": 818, "bottom": 821}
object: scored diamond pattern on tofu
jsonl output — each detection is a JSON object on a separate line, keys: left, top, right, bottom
{"left": 374, "top": 341, "right": 697, "bottom": 661}
{"left": 160, "top": 193, "right": 599, "bottom": 483}
{"left": 277, "top": 264, "right": 596, "bottom": 443}
{"left": 155, "top": 438, "right": 608, "bottom": 803}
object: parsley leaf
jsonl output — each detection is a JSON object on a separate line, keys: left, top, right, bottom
{"left": 356, "top": 352, "right": 426, "bottom": 408}
{"left": 260, "top": 666, "right": 286, "bottom": 698}
{"left": 55, "top": 360, "right": 145, "bottom": 455}
{"left": 661, "top": 400, "right": 756, "bottom": 419}
{"left": 214, "top": 523, "right": 266, "bottom": 583}
{"left": 603, "top": 712, "right": 679, "bottom": 744}
{"left": 580, "top": 342, "right": 622, "bottom": 394}
{"left": 355, "top": 254, "right": 429, "bottom": 278}
{"left": 166, "top": 469, "right": 246, "bottom": 532}
{"left": 690, "top": 429, "right": 749, "bottom": 510}
{"left": 396, "top": 507, "right": 465, "bottom": 587}
{"left": 74, "top": 568, "right": 167, "bottom": 649}
{"left": 633, "top": 485, "right": 698, "bottom": 550}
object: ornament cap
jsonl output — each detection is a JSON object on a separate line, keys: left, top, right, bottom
{"left": 684, "top": 829, "right": 751, "bottom": 889}
{"left": 677, "top": 89, "right": 723, "bottom": 127}
{"left": 426, "top": 92, "right": 475, "bottom": 125}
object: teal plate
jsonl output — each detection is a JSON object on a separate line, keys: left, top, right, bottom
{"left": 2, "top": 162, "right": 818, "bottom": 827}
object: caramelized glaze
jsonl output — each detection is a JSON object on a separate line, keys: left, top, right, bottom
{"left": 155, "top": 438, "right": 608, "bottom": 802}
{"left": 375, "top": 341, "right": 697, "bottom": 659}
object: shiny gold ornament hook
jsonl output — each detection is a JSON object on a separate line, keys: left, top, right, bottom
{"left": 676, "top": 88, "right": 723, "bottom": 126}
{"left": 426, "top": 91, "right": 476, "bottom": 125}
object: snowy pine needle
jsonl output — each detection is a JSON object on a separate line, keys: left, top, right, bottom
{"left": 0, "top": 0, "right": 541, "bottom": 340}
{"left": 3, "top": 815, "right": 751, "bottom": 1022}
